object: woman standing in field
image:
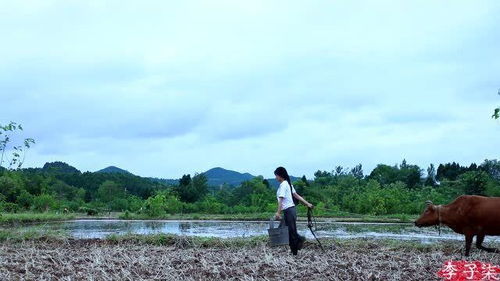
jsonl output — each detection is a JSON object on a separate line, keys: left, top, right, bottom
{"left": 274, "top": 166, "right": 313, "bottom": 255}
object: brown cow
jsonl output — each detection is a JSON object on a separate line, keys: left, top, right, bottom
{"left": 415, "top": 195, "right": 500, "bottom": 256}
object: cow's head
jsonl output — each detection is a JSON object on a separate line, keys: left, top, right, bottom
{"left": 414, "top": 200, "right": 439, "bottom": 227}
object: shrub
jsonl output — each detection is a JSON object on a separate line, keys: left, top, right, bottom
{"left": 33, "top": 193, "right": 57, "bottom": 212}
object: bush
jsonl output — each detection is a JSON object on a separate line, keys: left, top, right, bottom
{"left": 33, "top": 193, "right": 57, "bottom": 212}
{"left": 122, "top": 210, "right": 131, "bottom": 219}
{"left": 109, "top": 198, "right": 129, "bottom": 211}
{"left": 16, "top": 190, "right": 33, "bottom": 210}
{"left": 143, "top": 194, "right": 167, "bottom": 217}
{"left": 460, "top": 171, "right": 490, "bottom": 195}
{"left": 78, "top": 207, "right": 98, "bottom": 216}
{"left": 164, "top": 195, "right": 183, "bottom": 214}
{"left": 195, "top": 196, "right": 226, "bottom": 214}
{"left": 1, "top": 202, "right": 20, "bottom": 213}
{"left": 127, "top": 196, "right": 144, "bottom": 212}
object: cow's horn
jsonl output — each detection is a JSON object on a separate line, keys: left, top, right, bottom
{"left": 425, "top": 200, "right": 433, "bottom": 206}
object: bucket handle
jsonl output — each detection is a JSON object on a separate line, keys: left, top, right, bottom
{"left": 269, "top": 217, "right": 286, "bottom": 229}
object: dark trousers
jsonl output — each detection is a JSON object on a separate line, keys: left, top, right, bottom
{"left": 281, "top": 206, "right": 302, "bottom": 255}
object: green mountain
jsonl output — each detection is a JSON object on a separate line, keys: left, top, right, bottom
{"left": 42, "top": 161, "right": 81, "bottom": 174}
{"left": 152, "top": 167, "right": 301, "bottom": 188}
{"left": 40, "top": 162, "right": 300, "bottom": 188}
{"left": 96, "top": 166, "right": 132, "bottom": 175}
{"left": 266, "top": 177, "right": 301, "bottom": 189}
{"left": 203, "top": 167, "right": 255, "bottom": 186}
{"left": 201, "top": 167, "right": 301, "bottom": 188}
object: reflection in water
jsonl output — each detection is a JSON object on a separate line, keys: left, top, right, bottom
{"left": 13, "top": 219, "right": 500, "bottom": 244}
{"left": 179, "top": 222, "right": 191, "bottom": 232}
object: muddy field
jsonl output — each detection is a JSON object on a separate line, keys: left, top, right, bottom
{"left": 1, "top": 238, "right": 500, "bottom": 280}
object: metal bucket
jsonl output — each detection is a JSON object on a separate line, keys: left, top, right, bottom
{"left": 267, "top": 218, "right": 289, "bottom": 246}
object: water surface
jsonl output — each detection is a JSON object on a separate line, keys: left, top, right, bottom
{"left": 10, "top": 219, "right": 500, "bottom": 244}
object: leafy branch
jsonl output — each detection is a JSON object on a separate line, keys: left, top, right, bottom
{"left": 0, "top": 122, "right": 35, "bottom": 170}
{"left": 493, "top": 89, "right": 500, "bottom": 120}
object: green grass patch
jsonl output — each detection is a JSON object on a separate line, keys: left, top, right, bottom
{"left": 0, "top": 227, "right": 68, "bottom": 242}
{"left": 0, "top": 212, "right": 76, "bottom": 224}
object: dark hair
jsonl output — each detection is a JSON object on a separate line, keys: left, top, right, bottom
{"left": 274, "top": 166, "right": 292, "bottom": 189}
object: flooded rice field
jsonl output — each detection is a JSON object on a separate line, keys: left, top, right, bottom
{"left": 4, "top": 220, "right": 500, "bottom": 280}
{"left": 6, "top": 219, "right": 500, "bottom": 244}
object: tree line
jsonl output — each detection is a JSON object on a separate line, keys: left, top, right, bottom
{"left": 1, "top": 159, "right": 499, "bottom": 217}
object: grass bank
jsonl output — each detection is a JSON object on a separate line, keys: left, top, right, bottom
{"left": 0, "top": 212, "right": 76, "bottom": 224}
{"left": 0, "top": 227, "right": 68, "bottom": 242}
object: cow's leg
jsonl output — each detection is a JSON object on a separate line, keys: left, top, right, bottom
{"left": 465, "top": 234, "right": 473, "bottom": 256}
{"left": 476, "top": 234, "right": 500, "bottom": 253}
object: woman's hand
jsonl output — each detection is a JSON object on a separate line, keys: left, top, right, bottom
{"left": 274, "top": 212, "right": 281, "bottom": 220}
{"left": 305, "top": 202, "right": 313, "bottom": 209}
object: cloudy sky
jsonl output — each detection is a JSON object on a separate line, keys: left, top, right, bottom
{"left": 1, "top": 0, "right": 499, "bottom": 179}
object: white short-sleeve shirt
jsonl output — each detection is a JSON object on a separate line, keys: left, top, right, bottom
{"left": 277, "top": 180, "right": 296, "bottom": 210}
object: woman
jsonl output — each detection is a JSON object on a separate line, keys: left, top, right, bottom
{"left": 274, "top": 166, "right": 313, "bottom": 255}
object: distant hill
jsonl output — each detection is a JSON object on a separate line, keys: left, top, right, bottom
{"left": 43, "top": 163, "right": 301, "bottom": 188}
{"left": 152, "top": 167, "right": 302, "bottom": 188}
{"left": 266, "top": 176, "right": 301, "bottom": 189}
{"left": 147, "top": 177, "right": 179, "bottom": 185}
{"left": 96, "top": 166, "right": 132, "bottom": 175}
{"left": 203, "top": 167, "right": 255, "bottom": 187}
{"left": 42, "top": 161, "right": 81, "bottom": 174}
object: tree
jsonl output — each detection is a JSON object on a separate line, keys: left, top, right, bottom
{"left": 480, "top": 159, "right": 500, "bottom": 180}
{"left": 460, "top": 171, "right": 490, "bottom": 195}
{"left": 0, "top": 122, "right": 35, "bottom": 170}
{"left": 0, "top": 174, "right": 23, "bottom": 202}
{"left": 227, "top": 177, "right": 273, "bottom": 208}
{"left": 143, "top": 194, "right": 166, "bottom": 217}
{"left": 33, "top": 193, "right": 57, "bottom": 211}
{"left": 175, "top": 173, "right": 208, "bottom": 203}
{"left": 368, "top": 161, "right": 421, "bottom": 188}
{"left": 179, "top": 174, "right": 191, "bottom": 187}
{"left": 127, "top": 195, "right": 144, "bottom": 212}
{"left": 97, "top": 180, "right": 126, "bottom": 203}
{"left": 301, "top": 175, "right": 310, "bottom": 186}
{"left": 349, "top": 164, "right": 364, "bottom": 180}
{"left": 50, "top": 181, "right": 84, "bottom": 201}
{"left": 398, "top": 160, "right": 422, "bottom": 189}
{"left": 109, "top": 198, "right": 129, "bottom": 212}
{"left": 425, "top": 164, "right": 437, "bottom": 186}
{"left": 262, "top": 179, "right": 270, "bottom": 189}
{"left": 164, "top": 194, "right": 183, "bottom": 214}
{"left": 334, "top": 166, "right": 346, "bottom": 177}
{"left": 493, "top": 89, "right": 499, "bottom": 119}
{"left": 43, "top": 161, "right": 81, "bottom": 174}
{"left": 16, "top": 190, "right": 34, "bottom": 210}
{"left": 369, "top": 164, "right": 399, "bottom": 186}
{"left": 313, "top": 170, "right": 333, "bottom": 186}
{"left": 437, "top": 162, "right": 467, "bottom": 181}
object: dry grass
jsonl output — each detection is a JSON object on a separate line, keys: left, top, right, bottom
{"left": 1, "top": 237, "right": 500, "bottom": 280}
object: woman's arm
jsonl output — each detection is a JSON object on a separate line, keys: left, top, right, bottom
{"left": 293, "top": 192, "right": 313, "bottom": 208}
{"left": 275, "top": 197, "right": 283, "bottom": 219}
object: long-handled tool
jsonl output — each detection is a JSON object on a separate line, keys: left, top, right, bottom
{"left": 307, "top": 207, "right": 325, "bottom": 252}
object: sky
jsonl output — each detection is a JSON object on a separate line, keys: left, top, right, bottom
{"left": 1, "top": 0, "right": 499, "bottom": 179}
